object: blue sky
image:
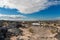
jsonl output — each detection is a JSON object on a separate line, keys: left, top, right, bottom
{"left": 0, "top": 0, "right": 60, "bottom": 21}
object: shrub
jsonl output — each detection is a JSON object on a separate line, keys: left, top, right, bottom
{"left": 29, "top": 28, "right": 34, "bottom": 33}
{"left": 50, "top": 30, "right": 56, "bottom": 34}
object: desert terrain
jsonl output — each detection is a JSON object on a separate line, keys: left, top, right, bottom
{"left": 0, "top": 20, "right": 60, "bottom": 40}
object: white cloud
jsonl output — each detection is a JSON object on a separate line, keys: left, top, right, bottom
{"left": 0, "top": 0, "right": 60, "bottom": 14}
{"left": 0, "top": 14, "right": 26, "bottom": 20}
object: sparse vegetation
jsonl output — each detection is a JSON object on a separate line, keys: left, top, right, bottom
{"left": 0, "top": 20, "right": 59, "bottom": 40}
{"left": 29, "top": 28, "right": 34, "bottom": 33}
{"left": 50, "top": 30, "right": 57, "bottom": 34}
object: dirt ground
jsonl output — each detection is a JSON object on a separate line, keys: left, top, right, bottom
{"left": 10, "top": 26, "right": 58, "bottom": 40}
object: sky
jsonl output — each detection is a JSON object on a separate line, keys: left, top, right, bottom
{"left": 0, "top": 0, "right": 60, "bottom": 21}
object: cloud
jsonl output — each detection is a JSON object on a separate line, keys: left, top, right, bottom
{"left": 0, "top": 0, "right": 60, "bottom": 14}
{"left": 0, "top": 14, "right": 26, "bottom": 20}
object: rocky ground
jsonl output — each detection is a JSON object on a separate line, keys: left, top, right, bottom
{"left": 9, "top": 25, "right": 60, "bottom": 40}
{"left": 0, "top": 20, "right": 60, "bottom": 40}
